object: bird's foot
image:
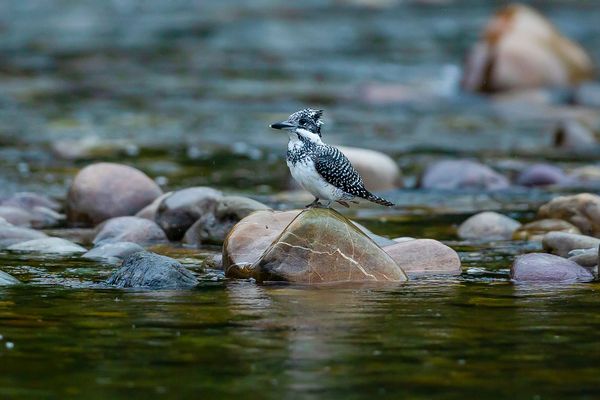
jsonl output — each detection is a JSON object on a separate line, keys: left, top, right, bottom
{"left": 305, "top": 198, "right": 322, "bottom": 208}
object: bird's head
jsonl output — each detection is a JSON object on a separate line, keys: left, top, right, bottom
{"left": 270, "top": 108, "right": 324, "bottom": 141}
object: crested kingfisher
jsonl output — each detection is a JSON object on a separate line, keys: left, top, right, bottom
{"left": 270, "top": 108, "right": 395, "bottom": 208}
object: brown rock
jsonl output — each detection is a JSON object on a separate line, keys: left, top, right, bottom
{"left": 155, "top": 187, "right": 222, "bottom": 241}
{"left": 463, "top": 4, "right": 594, "bottom": 93}
{"left": 537, "top": 193, "right": 600, "bottom": 236}
{"left": 67, "top": 163, "right": 163, "bottom": 227}
{"left": 510, "top": 253, "right": 594, "bottom": 283}
{"left": 513, "top": 219, "right": 581, "bottom": 241}
{"left": 383, "top": 239, "right": 461, "bottom": 277}
{"left": 233, "top": 208, "right": 406, "bottom": 284}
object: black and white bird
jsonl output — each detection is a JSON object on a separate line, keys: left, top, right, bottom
{"left": 270, "top": 108, "right": 395, "bottom": 208}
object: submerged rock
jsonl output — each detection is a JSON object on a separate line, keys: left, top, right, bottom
{"left": 513, "top": 219, "right": 581, "bottom": 241}
{"left": 155, "top": 187, "right": 222, "bottom": 241}
{"left": 106, "top": 251, "right": 198, "bottom": 289}
{"left": 511, "top": 253, "right": 594, "bottom": 283}
{"left": 516, "top": 164, "right": 569, "bottom": 187}
{"left": 568, "top": 247, "right": 599, "bottom": 269}
{"left": 537, "top": 193, "right": 600, "bottom": 236}
{"left": 183, "top": 196, "right": 270, "bottom": 246}
{"left": 93, "top": 216, "right": 167, "bottom": 245}
{"left": 457, "top": 211, "right": 521, "bottom": 240}
{"left": 7, "top": 237, "right": 86, "bottom": 255}
{"left": 0, "top": 224, "right": 48, "bottom": 249}
{"left": 420, "top": 160, "right": 509, "bottom": 190}
{"left": 227, "top": 208, "right": 406, "bottom": 284}
{"left": 67, "top": 163, "right": 163, "bottom": 227}
{"left": 83, "top": 242, "right": 145, "bottom": 264}
{"left": 462, "top": 4, "right": 594, "bottom": 92}
{"left": 383, "top": 239, "right": 461, "bottom": 277}
{"left": 542, "top": 232, "right": 600, "bottom": 257}
{"left": 0, "top": 270, "right": 20, "bottom": 285}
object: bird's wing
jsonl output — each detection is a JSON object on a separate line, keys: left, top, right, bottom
{"left": 313, "top": 146, "right": 370, "bottom": 198}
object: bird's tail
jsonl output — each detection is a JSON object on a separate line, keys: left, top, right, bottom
{"left": 364, "top": 193, "right": 395, "bottom": 207}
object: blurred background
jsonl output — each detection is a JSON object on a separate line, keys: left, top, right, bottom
{"left": 1, "top": 0, "right": 599, "bottom": 197}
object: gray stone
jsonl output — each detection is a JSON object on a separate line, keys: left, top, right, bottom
{"left": 574, "top": 82, "right": 600, "bottom": 108}
{"left": 420, "top": 160, "right": 509, "bottom": 190}
{"left": 458, "top": 211, "right": 521, "bottom": 240}
{"left": 183, "top": 196, "right": 269, "bottom": 246}
{"left": 513, "top": 219, "right": 581, "bottom": 241}
{"left": 511, "top": 253, "right": 594, "bottom": 283}
{"left": 0, "top": 224, "right": 48, "bottom": 249}
{"left": 67, "top": 163, "right": 163, "bottom": 227}
{"left": 106, "top": 251, "right": 198, "bottom": 289}
{"left": 83, "top": 242, "right": 145, "bottom": 264}
{"left": 553, "top": 120, "right": 597, "bottom": 150}
{"left": 93, "top": 216, "right": 167, "bottom": 245}
{"left": 0, "top": 206, "right": 37, "bottom": 227}
{"left": 0, "top": 270, "right": 20, "bottom": 285}
{"left": 0, "top": 192, "right": 61, "bottom": 211}
{"left": 516, "top": 164, "right": 570, "bottom": 187}
{"left": 567, "top": 247, "right": 599, "bottom": 268}
{"left": 135, "top": 192, "right": 172, "bottom": 220}
{"left": 155, "top": 187, "right": 222, "bottom": 241}
{"left": 383, "top": 239, "right": 461, "bottom": 277}
{"left": 542, "top": 232, "right": 600, "bottom": 257}
{"left": 7, "top": 237, "right": 87, "bottom": 255}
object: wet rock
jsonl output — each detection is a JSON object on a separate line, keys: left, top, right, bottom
{"left": 537, "top": 193, "right": 600, "bottom": 236}
{"left": 67, "top": 163, "right": 163, "bottom": 227}
{"left": 0, "top": 271, "right": 19, "bottom": 285}
{"left": 0, "top": 224, "right": 48, "bottom": 249}
{"left": 135, "top": 192, "right": 172, "bottom": 220}
{"left": 183, "top": 196, "right": 270, "bottom": 246}
{"left": 510, "top": 253, "right": 594, "bottom": 283}
{"left": 106, "top": 251, "right": 198, "bottom": 289}
{"left": 462, "top": 4, "right": 594, "bottom": 93}
{"left": 553, "top": 120, "right": 597, "bottom": 150}
{"left": 420, "top": 160, "right": 509, "bottom": 190}
{"left": 7, "top": 237, "right": 86, "bottom": 255}
{"left": 228, "top": 208, "right": 407, "bottom": 284}
{"left": 202, "top": 254, "right": 223, "bottom": 270}
{"left": 83, "top": 242, "right": 145, "bottom": 264}
{"left": 513, "top": 219, "right": 581, "bottom": 241}
{"left": 382, "top": 239, "right": 461, "bottom": 277}
{"left": 155, "top": 187, "right": 222, "bottom": 241}
{"left": 0, "top": 192, "right": 60, "bottom": 211}
{"left": 223, "top": 210, "right": 303, "bottom": 277}
{"left": 93, "top": 216, "right": 167, "bottom": 246}
{"left": 457, "top": 211, "right": 521, "bottom": 240}
{"left": 336, "top": 146, "right": 402, "bottom": 191}
{"left": 568, "top": 247, "right": 598, "bottom": 269}
{"left": 516, "top": 164, "right": 569, "bottom": 187}
{"left": 542, "top": 232, "right": 600, "bottom": 257}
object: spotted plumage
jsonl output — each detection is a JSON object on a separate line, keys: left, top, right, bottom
{"left": 270, "top": 108, "right": 395, "bottom": 208}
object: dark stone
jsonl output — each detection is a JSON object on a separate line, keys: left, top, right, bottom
{"left": 106, "top": 251, "right": 198, "bottom": 289}
{"left": 67, "top": 163, "right": 163, "bottom": 227}
{"left": 511, "top": 253, "right": 594, "bottom": 283}
{"left": 155, "top": 187, "right": 222, "bottom": 241}
{"left": 93, "top": 216, "right": 167, "bottom": 245}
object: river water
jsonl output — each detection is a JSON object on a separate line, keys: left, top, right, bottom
{"left": 1, "top": 0, "right": 600, "bottom": 398}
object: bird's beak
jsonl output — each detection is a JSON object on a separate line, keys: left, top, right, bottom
{"left": 269, "top": 121, "right": 296, "bottom": 130}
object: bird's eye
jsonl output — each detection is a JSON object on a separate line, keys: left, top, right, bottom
{"left": 299, "top": 118, "right": 308, "bottom": 125}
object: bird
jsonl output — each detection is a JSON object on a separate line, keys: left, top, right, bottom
{"left": 269, "top": 108, "right": 395, "bottom": 208}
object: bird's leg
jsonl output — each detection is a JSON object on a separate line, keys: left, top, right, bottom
{"left": 305, "top": 197, "right": 321, "bottom": 208}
